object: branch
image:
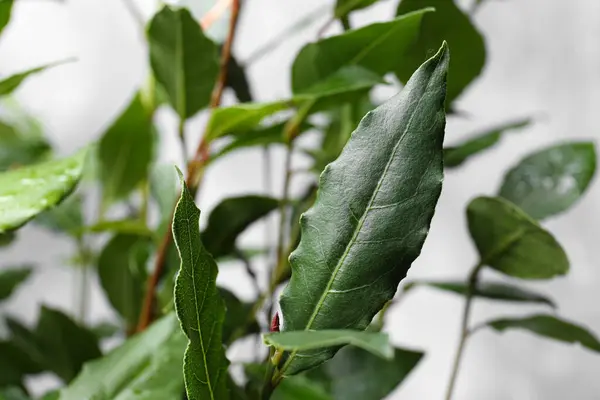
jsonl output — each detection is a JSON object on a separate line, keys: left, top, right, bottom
{"left": 136, "top": 0, "right": 242, "bottom": 333}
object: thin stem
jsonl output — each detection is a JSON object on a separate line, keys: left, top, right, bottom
{"left": 137, "top": 0, "right": 241, "bottom": 333}
{"left": 75, "top": 236, "right": 90, "bottom": 324}
{"left": 261, "top": 350, "right": 277, "bottom": 400}
{"left": 445, "top": 262, "right": 484, "bottom": 400}
{"left": 178, "top": 118, "right": 188, "bottom": 164}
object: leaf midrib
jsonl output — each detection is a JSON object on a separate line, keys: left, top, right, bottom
{"left": 279, "top": 55, "right": 443, "bottom": 375}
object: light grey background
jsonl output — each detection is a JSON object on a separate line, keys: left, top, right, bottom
{"left": 1, "top": 0, "right": 599, "bottom": 399}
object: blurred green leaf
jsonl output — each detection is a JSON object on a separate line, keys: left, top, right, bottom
{"left": 34, "top": 194, "right": 83, "bottom": 235}
{"left": 307, "top": 346, "right": 424, "bottom": 400}
{"left": 272, "top": 376, "right": 332, "bottom": 400}
{"left": 210, "top": 122, "right": 290, "bottom": 163}
{"left": 226, "top": 53, "right": 253, "bottom": 103}
{"left": 220, "top": 288, "right": 259, "bottom": 345}
{"left": 150, "top": 164, "right": 179, "bottom": 236}
{"left": 0, "top": 121, "right": 51, "bottom": 172}
{"left": 59, "top": 314, "right": 185, "bottom": 400}
{"left": 0, "top": 339, "right": 40, "bottom": 389}
{"left": 0, "top": 267, "right": 32, "bottom": 302}
{"left": 407, "top": 280, "right": 555, "bottom": 307}
{"left": 0, "top": 0, "right": 13, "bottom": 37}
{"left": 98, "top": 92, "right": 153, "bottom": 204}
{"left": 467, "top": 196, "right": 569, "bottom": 279}
{"left": 264, "top": 330, "right": 394, "bottom": 360}
{"left": 172, "top": 169, "right": 229, "bottom": 400}
{"left": 98, "top": 234, "right": 149, "bottom": 330}
{"left": 90, "top": 322, "right": 120, "bottom": 340}
{"left": 202, "top": 195, "right": 279, "bottom": 258}
{"left": 0, "top": 387, "right": 29, "bottom": 400}
{"left": 335, "top": 0, "right": 379, "bottom": 18}
{"left": 148, "top": 6, "right": 219, "bottom": 119}
{"left": 0, "top": 232, "right": 15, "bottom": 247}
{"left": 486, "top": 314, "right": 600, "bottom": 353}
{"left": 396, "top": 0, "right": 485, "bottom": 103}
{"left": 80, "top": 219, "right": 153, "bottom": 238}
{"left": 0, "top": 147, "right": 87, "bottom": 233}
{"left": 499, "top": 142, "right": 596, "bottom": 220}
{"left": 0, "top": 60, "right": 72, "bottom": 97}
{"left": 444, "top": 119, "right": 531, "bottom": 168}
{"left": 292, "top": 9, "right": 430, "bottom": 93}
{"left": 38, "top": 390, "right": 59, "bottom": 400}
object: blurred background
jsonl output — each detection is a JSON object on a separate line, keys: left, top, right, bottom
{"left": 1, "top": 0, "right": 599, "bottom": 399}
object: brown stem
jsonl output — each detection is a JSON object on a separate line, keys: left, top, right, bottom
{"left": 136, "top": 0, "right": 241, "bottom": 333}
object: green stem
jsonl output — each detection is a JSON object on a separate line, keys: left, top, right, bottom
{"left": 75, "top": 236, "right": 90, "bottom": 324}
{"left": 445, "top": 262, "right": 484, "bottom": 400}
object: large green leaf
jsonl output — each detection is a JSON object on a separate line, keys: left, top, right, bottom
{"left": 334, "top": 0, "right": 379, "bottom": 18}
{"left": 467, "top": 196, "right": 569, "bottom": 279}
{"left": 0, "top": 61, "right": 70, "bottom": 97}
{"left": 499, "top": 142, "right": 596, "bottom": 220}
{"left": 0, "top": 121, "right": 51, "bottom": 172}
{"left": 444, "top": 118, "right": 531, "bottom": 168}
{"left": 278, "top": 44, "right": 449, "bottom": 375}
{"left": 0, "top": 267, "right": 32, "bottom": 302}
{"left": 98, "top": 92, "right": 153, "bottom": 204}
{"left": 172, "top": 169, "right": 229, "bottom": 400}
{"left": 0, "top": 0, "right": 12, "bottom": 37}
{"left": 272, "top": 376, "right": 332, "bottom": 400}
{"left": 307, "top": 346, "right": 424, "bottom": 400}
{"left": 292, "top": 9, "right": 430, "bottom": 93}
{"left": 59, "top": 314, "right": 185, "bottom": 400}
{"left": 202, "top": 195, "right": 279, "bottom": 258}
{"left": 0, "top": 147, "right": 87, "bottom": 233}
{"left": 148, "top": 6, "right": 219, "bottom": 119}
{"left": 98, "top": 234, "right": 149, "bottom": 330}
{"left": 396, "top": 0, "right": 486, "bottom": 103}
{"left": 407, "top": 280, "right": 555, "bottom": 307}
{"left": 264, "top": 330, "right": 393, "bottom": 360}
{"left": 486, "top": 314, "right": 600, "bottom": 353}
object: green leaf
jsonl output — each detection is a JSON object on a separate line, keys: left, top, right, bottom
{"left": 226, "top": 53, "right": 253, "bottom": 103}
{"left": 98, "top": 92, "right": 153, "bottom": 204}
{"left": 150, "top": 164, "right": 179, "bottom": 234}
{"left": 0, "top": 267, "right": 32, "bottom": 302}
{"left": 407, "top": 280, "right": 555, "bottom": 307}
{"left": 444, "top": 119, "right": 531, "bottom": 168}
{"left": 278, "top": 43, "right": 449, "bottom": 375}
{"left": 90, "top": 322, "right": 120, "bottom": 340}
{"left": 292, "top": 9, "right": 430, "bottom": 93}
{"left": 0, "top": 387, "right": 29, "bottom": 400}
{"left": 334, "top": 0, "right": 379, "bottom": 18}
{"left": 148, "top": 6, "right": 219, "bottom": 119}
{"left": 202, "top": 195, "right": 279, "bottom": 258}
{"left": 172, "top": 169, "right": 229, "bottom": 400}
{"left": 59, "top": 314, "right": 185, "bottom": 400}
{"left": 499, "top": 142, "right": 596, "bottom": 220}
{"left": 81, "top": 219, "right": 153, "bottom": 238}
{"left": 264, "top": 330, "right": 393, "bottom": 360}
{"left": 307, "top": 346, "right": 424, "bottom": 400}
{"left": 34, "top": 193, "right": 84, "bottom": 235}
{"left": 0, "top": 147, "right": 87, "bottom": 233}
{"left": 0, "top": 339, "right": 41, "bottom": 388}
{"left": 98, "top": 234, "right": 149, "bottom": 330}
{"left": 39, "top": 390, "right": 59, "bottom": 400}
{"left": 0, "top": 60, "right": 73, "bottom": 97}
{"left": 396, "top": 0, "right": 485, "bottom": 103}
{"left": 220, "top": 288, "right": 259, "bottom": 345}
{"left": 0, "top": 120, "right": 51, "bottom": 172}
{"left": 272, "top": 376, "right": 332, "bottom": 400}
{"left": 0, "top": 0, "right": 13, "bottom": 37}
{"left": 486, "top": 314, "right": 600, "bottom": 353}
{"left": 467, "top": 196, "right": 569, "bottom": 279}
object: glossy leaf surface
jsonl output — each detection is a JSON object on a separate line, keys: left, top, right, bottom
{"left": 444, "top": 119, "right": 531, "bottom": 168}
{"left": 278, "top": 43, "right": 448, "bottom": 375}
{"left": 98, "top": 92, "right": 153, "bottom": 204}
{"left": 467, "top": 196, "right": 569, "bottom": 279}
{"left": 407, "top": 280, "right": 555, "bottom": 307}
{"left": 148, "top": 6, "right": 219, "bottom": 119}
{"left": 499, "top": 142, "right": 596, "bottom": 220}
{"left": 0, "top": 267, "right": 32, "bottom": 302}
{"left": 59, "top": 314, "right": 185, "bottom": 400}
{"left": 173, "top": 170, "right": 228, "bottom": 400}
{"left": 486, "top": 314, "right": 600, "bottom": 353}
{"left": 202, "top": 195, "right": 279, "bottom": 258}
{"left": 396, "top": 0, "right": 485, "bottom": 103}
{"left": 264, "top": 330, "right": 393, "bottom": 360}
{"left": 0, "top": 148, "right": 87, "bottom": 233}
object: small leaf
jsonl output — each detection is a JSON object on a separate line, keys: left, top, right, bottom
{"left": 0, "top": 147, "right": 87, "bottom": 233}
{"left": 210, "top": 122, "right": 291, "bottom": 162}
{"left": 98, "top": 234, "right": 149, "bottom": 330}
{"left": 34, "top": 193, "right": 84, "bottom": 235}
{"left": 444, "top": 118, "right": 531, "bottom": 168}
{"left": 98, "top": 92, "right": 153, "bottom": 204}
{"left": 292, "top": 9, "right": 430, "bottom": 93}
{"left": 0, "top": 267, "right": 32, "bottom": 302}
{"left": 486, "top": 314, "right": 600, "bottom": 353}
{"left": 278, "top": 43, "right": 449, "bottom": 375}
{"left": 0, "top": 60, "right": 72, "bottom": 97}
{"left": 334, "top": 0, "right": 379, "bottom": 18}
{"left": 59, "top": 314, "right": 185, "bottom": 400}
{"left": 148, "top": 6, "right": 219, "bottom": 119}
{"left": 81, "top": 219, "right": 154, "bottom": 237}
{"left": 272, "top": 376, "right": 332, "bottom": 400}
{"left": 499, "top": 142, "right": 596, "bottom": 220}
{"left": 467, "top": 196, "right": 569, "bottom": 279}
{"left": 202, "top": 195, "right": 279, "bottom": 258}
{"left": 307, "top": 346, "right": 424, "bottom": 400}
{"left": 226, "top": 53, "right": 253, "bottom": 103}
{"left": 0, "top": 120, "right": 51, "bottom": 172}
{"left": 396, "top": 0, "right": 486, "bottom": 103}
{"left": 264, "top": 330, "right": 393, "bottom": 360}
{"left": 173, "top": 169, "right": 229, "bottom": 400}
{"left": 0, "top": 0, "right": 13, "bottom": 37}
{"left": 408, "top": 280, "right": 555, "bottom": 307}
{"left": 150, "top": 163, "right": 179, "bottom": 234}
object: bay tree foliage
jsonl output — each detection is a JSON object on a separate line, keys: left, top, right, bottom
{"left": 0, "top": 1, "right": 597, "bottom": 399}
